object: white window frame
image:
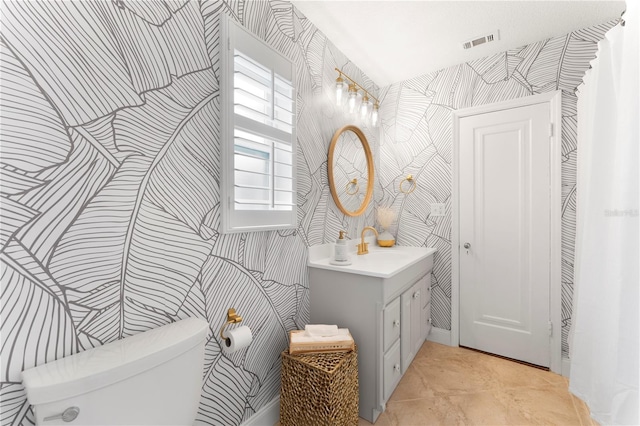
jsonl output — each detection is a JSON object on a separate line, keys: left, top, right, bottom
{"left": 220, "top": 14, "right": 297, "bottom": 234}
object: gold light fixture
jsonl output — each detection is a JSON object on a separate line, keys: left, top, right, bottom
{"left": 371, "top": 102, "right": 380, "bottom": 127}
{"left": 360, "top": 93, "right": 370, "bottom": 120}
{"left": 347, "top": 83, "right": 359, "bottom": 114}
{"left": 335, "top": 74, "right": 346, "bottom": 106}
{"left": 335, "top": 68, "right": 380, "bottom": 127}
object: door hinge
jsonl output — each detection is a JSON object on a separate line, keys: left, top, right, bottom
{"left": 548, "top": 321, "right": 553, "bottom": 336}
{"left": 549, "top": 123, "right": 553, "bottom": 137}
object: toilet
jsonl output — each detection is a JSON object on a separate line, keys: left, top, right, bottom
{"left": 21, "top": 317, "right": 209, "bottom": 425}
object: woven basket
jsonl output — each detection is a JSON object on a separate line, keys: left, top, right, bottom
{"left": 280, "top": 347, "right": 359, "bottom": 426}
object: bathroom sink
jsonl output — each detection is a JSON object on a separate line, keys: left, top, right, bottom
{"left": 359, "top": 249, "right": 406, "bottom": 259}
{"left": 308, "top": 242, "right": 436, "bottom": 279}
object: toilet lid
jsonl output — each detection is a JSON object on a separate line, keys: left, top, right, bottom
{"left": 21, "top": 318, "right": 209, "bottom": 404}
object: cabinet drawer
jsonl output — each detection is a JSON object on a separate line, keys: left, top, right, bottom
{"left": 422, "top": 302, "right": 432, "bottom": 339}
{"left": 383, "top": 297, "right": 401, "bottom": 352}
{"left": 383, "top": 340, "right": 402, "bottom": 401}
{"left": 421, "top": 276, "right": 431, "bottom": 308}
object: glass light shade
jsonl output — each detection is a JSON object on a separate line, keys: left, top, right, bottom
{"left": 360, "top": 95, "right": 371, "bottom": 120}
{"left": 347, "top": 85, "right": 360, "bottom": 114}
{"left": 370, "top": 103, "right": 380, "bottom": 127}
{"left": 335, "top": 76, "right": 345, "bottom": 106}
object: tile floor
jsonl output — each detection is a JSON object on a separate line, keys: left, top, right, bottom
{"left": 358, "top": 341, "right": 596, "bottom": 426}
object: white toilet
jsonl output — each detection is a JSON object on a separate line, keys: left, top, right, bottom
{"left": 21, "top": 317, "right": 209, "bottom": 425}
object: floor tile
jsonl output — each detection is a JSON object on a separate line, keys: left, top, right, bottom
{"left": 491, "top": 385, "right": 582, "bottom": 425}
{"left": 276, "top": 341, "right": 594, "bottom": 426}
{"left": 388, "top": 363, "right": 437, "bottom": 401}
{"left": 571, "top": 392, "right": 599, "bottom": 426}
{"left": 384, "top": 397, "right": 468, "bottom": 425}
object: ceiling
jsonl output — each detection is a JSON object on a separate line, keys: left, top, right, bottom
{"left": 291, "top": 0, "right": 626, "bottom": 87}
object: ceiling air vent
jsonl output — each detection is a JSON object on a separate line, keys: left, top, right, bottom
{"left": 462, "top": 30, "right": 500, "bottom": 50}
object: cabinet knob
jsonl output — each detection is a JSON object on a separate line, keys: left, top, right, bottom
{"left": 393, "top": 319, "right": 400, "bottom": 327}
{"left": 394, "top": 364, "right": 400, "bottom": 372}
{"left": 412, "top": 291, "right": 420, "bottom": 299}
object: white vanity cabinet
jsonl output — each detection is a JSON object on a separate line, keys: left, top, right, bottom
{"left": 308, "top": 246, "right": 436, "bottom": 423}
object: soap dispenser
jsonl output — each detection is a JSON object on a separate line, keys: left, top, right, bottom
{"left": 330, "top": 230, "right": 352, "bottom": 265}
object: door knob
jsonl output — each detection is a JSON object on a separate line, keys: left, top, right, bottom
{"left": 464, "top": 242, "right": 471, "bottom": 254}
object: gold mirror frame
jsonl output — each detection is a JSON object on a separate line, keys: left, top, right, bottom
{"left": 328, "top": 125, "right": 374, "bottom": 217}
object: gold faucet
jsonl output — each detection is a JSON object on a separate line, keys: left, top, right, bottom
{"left": 357, "top": 226, "right": 378, "bottom": 255}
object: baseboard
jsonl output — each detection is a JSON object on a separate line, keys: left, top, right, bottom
{"left": 562, "top": 356, "right": 571, "bottom": 378}
{"left": 241, "top": 396, "right": 280, "bottom": 426}
{"left": 427, "top": 327, "right": 453, "bottom": 346}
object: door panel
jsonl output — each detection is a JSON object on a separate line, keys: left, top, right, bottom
{"left": 459, "top": 103, "right": 551, "bottom": 367}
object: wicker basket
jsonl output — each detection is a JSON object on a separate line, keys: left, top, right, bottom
{"left": 280, "top": 347, "right": 359, "bottom": 426}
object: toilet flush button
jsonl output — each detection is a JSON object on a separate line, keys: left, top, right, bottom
{"left": 43, "top": 406, "right": 80, "bottom": 423}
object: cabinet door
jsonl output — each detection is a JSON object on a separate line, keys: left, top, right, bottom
{"left": 421, "top": 275, "right": 431, "bottom": 308}
{"left": 384, "top": 297, "right": 401, "bottom": 352}
{"left": 410, "top": 283, "right": 423, "bottom": 356}
{"left": 422, "top": 301, "right": 432, "bottom": 340}
{"left": 400, "top": 287, "right": 413, "bottom": 373}
{"left": 383, "top": 340, "right": 402, "bottom": 400}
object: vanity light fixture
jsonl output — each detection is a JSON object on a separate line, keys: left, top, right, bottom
{"left": 370, "top": 102, "right": 380, "bottom": 127}
{"left": 360, "top": 93, "right": 371, "bottom": 120}
{"left": 335, "top": 74, "right": 346, "bottom": 106}
{"left": 335, "top": 68, "right": 380, "bottom": 127}
{"left": 347, "top": 83, "right": 359, "bottom": 114}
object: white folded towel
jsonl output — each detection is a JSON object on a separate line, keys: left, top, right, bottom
{"left": 304, "top": 324, "right": 339, "bottom": 337}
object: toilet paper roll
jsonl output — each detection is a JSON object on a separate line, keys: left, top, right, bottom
{"left": 223, "top": 325, "right": 253, "bottom": 354}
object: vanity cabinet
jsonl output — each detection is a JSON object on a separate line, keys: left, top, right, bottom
{"left": 308, "top": 249, "right": 435, "bottom": 423}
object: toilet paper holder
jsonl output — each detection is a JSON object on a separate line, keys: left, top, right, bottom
{"left": 220, "top": 308, "right": 243, "bottom": 339}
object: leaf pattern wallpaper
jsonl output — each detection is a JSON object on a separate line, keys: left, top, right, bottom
{"left": 377, "top": 21, "right": 615, "bottom": 357}
{"left": 0, "top": 1, "right": 377, "bottom": 425}
{"left": 0, "top": 0, "right": 616, "bottom": 422}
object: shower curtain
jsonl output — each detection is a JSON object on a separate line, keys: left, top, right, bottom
{"left": 570, "top": 2, "right": 639, "bottom": 425}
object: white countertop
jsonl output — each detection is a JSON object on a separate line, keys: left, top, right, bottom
{"left": 308, "top": 238, "right": 436, "bottom": 278}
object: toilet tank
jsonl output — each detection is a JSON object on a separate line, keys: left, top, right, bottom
{"left": 21, "top": 318, "right": 209, "bottom": 426}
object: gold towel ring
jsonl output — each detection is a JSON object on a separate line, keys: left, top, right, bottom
{"left": 399, "top": 174, "right": 416, "bottom": 194}
{"left": 220, "top": 308, "right": 243, "bottom": 340}
{"left": 346, "top": 178, "right": 359, "bottom": 195}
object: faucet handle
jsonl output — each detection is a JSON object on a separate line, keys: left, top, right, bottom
{"left": 357, "top": 241, "right": 369, "bottom": 255}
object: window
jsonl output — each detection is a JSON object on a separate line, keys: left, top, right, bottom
{"left": 220, "top": 15, "right": 296, "bottom": 233}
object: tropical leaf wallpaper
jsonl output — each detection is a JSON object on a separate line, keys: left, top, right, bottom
{"left": 0, "top": 0, "right": 616, "bottom": 422}
{"left": 0, "top": 1, "right": 377, "bottom": 424}
{"left": 378, "top": 21, "right": 615, "bottom": 357}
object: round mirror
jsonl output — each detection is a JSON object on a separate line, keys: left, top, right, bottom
{"left": 328, "top": 125, "right": 374, "bottom": 217}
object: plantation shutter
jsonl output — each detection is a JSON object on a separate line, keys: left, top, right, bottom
{"left": 221, "top": 16, "right": 297, "bottom": 233}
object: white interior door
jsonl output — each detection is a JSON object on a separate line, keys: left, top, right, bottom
{"left": 459, "top": 102, "right": 551, "bottom": 368}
